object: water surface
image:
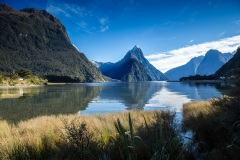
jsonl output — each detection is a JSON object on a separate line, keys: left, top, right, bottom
{"left": 0, "top": 82, "right": 224, "bottom": 122}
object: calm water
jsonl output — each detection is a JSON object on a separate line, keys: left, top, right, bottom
{"left": 0, "top": 81, "right": 224, "bottom": 122}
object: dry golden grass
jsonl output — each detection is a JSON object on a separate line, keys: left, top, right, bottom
{"left": 183, "top": 100, "right": 220, "bottom": 119}
{"left": 0, "top": 110, "right": 163, "bottom": 159}
{"left": 182, "top": 100, "right": 221, "bottom": 133}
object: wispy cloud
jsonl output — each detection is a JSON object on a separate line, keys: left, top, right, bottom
{"left": 189, "top": 39, "right": 194, "bottom": 43}
{"left": 146, "top": 35, "right": 240, "bottom": 73}
{"left": 46, "top": 4, "right": 70, "bottom": 17}
{"left": 46, "top": 1, "right": 110, "bottom": 33}
{"left": 99, "top": 17, "right": 109, "bottom": 32}
{"left": 234, "top": 19, "right": 240, "bottom": 25}
{"left": 218, "top": 31, "right": 225, "bottom": 37}
{"left": 46, "top": 3, "right": 88, "bottom": 18}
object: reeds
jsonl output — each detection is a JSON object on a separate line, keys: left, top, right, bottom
{"left": 182, "top": 98, "right": 240, "bottom": 159}
{"left": 0, "top": 110, "right": 190, "bottom": 159}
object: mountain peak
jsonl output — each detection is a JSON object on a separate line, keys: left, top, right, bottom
{"left": 197, "top": 49, "right": 227, "bottom": 75}
{"left": 123, "top": 46, "right": 144, "bottom": 62}
{"left": 132, "top": 45, "right": 140, "bottom": 50}
{"left": 205, "top": 49, "right": 221, "bottom": 55}
{"left": 0, "top": 4, "right": 14, "bottom": 12}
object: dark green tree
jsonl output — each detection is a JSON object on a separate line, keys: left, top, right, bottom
{"left": 15, "top": 69, "right": 32, "bottom": 78}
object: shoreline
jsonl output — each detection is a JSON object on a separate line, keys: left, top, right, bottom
{"left": 0, "top": 82, "right": 68, "bottom": 89}
{"left": 178, "top": 80, "right": 224, "bottom": 83}
{"left": 46, "top": 82, "right": 67, "bottom": 85}
{"left": 0, "top": 84, "right": 45, "bottom": 89}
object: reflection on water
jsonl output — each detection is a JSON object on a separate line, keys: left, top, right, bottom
{"left": 0, "top": 85, "right": 102, "bottom": 122}
{"left": 0, "top": 82, "right": 224, "bottom": 123}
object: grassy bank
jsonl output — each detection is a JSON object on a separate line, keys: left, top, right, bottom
{"left": 0, "top": 69, "right": 47, "bottom": 87}
{"left": 0, "top": 110, "right": 193, "bottom": 160}
{"left": 183, "top": 98, "right": 240, "bottom": 159}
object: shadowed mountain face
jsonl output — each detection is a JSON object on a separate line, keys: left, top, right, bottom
{"left": 165, "top": 56, "right": 204, "bottom": 81}
{"left": 115, "top": 58, "right": 152, "bottom": 82}
{"left": 0, "top": 4, "right": 105, "bottom": 82}
{"left": 98, "top": 46, "right": 168, "bottom": 82}
{"left": 197, "top": 49, "right": 229, "bottom": 76}
{"left": 215, "top": 47, "right": 240, "bottom": 77}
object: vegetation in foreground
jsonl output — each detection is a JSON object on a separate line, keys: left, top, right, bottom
{"left": 0, "top": 110, "right": 193, "bottom": 160}
{"left": 182, "top": 70, "right": 240, "bottom": 159}
{"left": 0, "top": 69, "right": 47, "bottom": 86}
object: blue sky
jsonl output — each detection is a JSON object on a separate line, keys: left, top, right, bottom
{"left": 2, "top": 0, "right": 240, "bottom": 72}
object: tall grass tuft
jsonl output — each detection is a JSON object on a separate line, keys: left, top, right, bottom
{"left": 109, "top": 111, "right": 190, "bottom": 160}
{"left": 57, "top": 118, "right": 102, "bottom": 160}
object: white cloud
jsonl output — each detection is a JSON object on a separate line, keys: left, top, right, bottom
{"left": 218, "top": 31, "right": 225, "bottom": 37}
{"left": 189, "top": 39, "right": 194, "bottom": 43}
{"left": 146, "top": 35, "right": 240, "bottom": 73}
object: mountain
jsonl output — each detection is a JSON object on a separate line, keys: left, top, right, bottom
{"left": 0, "top": 4, "right": 105, "bottom": 82}
{"left": 115, "top": 58, "right": 152, "bottom": 82}
{"left": 121, "top": 46, "right": 167, "bottom": 80}
{"left": 165, "top": 50, "right": 233, "bottom": 81}
{"left": 223, "top": 53, "right": 234, "bottom": 61}
{"left": 215, "top": 47, "right": 240, "bottom": 78}
{"left": 98, "top": 58, "right": 152, "bottom": 82}
{"left": 98, "top": 46, "right": 167, "bottom": 82}
{"left": 196, "top": 50, "right": 231, "bottom": 75}
{"left": 165, "top": 56, "right": 204, "bottom": 81}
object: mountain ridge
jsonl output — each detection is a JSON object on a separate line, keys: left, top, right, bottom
{"left": 0, "top": 4, "right": 105, "bottom": 82}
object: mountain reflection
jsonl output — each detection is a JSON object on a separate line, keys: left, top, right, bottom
{"left": 0, "top": 85, "right": 102, "bottom": 123}
{"left": 98, "top": 82, "right": 162, "bottom": 109}
{"left": 0, "top": 82, "right": 224, "bottom": 123}
{"left": 82, "top": 82, "right": 223, "bottom": 114}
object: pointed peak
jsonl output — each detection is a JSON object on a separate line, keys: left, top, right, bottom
{"left": 132, "top": 45, "right": 140, "bottom": 50}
